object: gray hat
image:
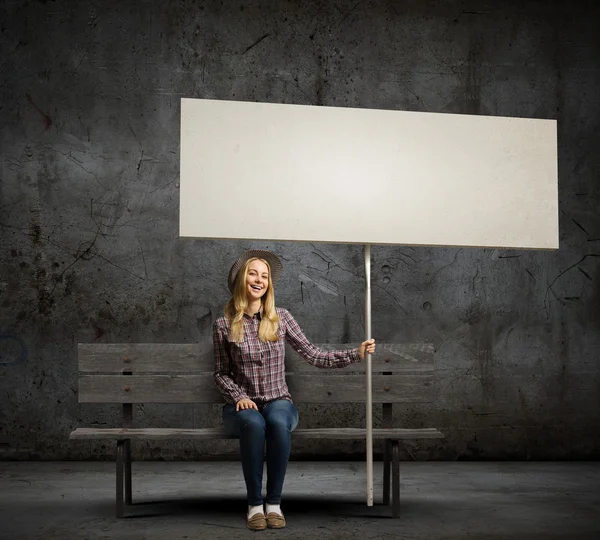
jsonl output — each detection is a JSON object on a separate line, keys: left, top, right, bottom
{"left": 227, "top": 250, "right": 283, "bottom": 294}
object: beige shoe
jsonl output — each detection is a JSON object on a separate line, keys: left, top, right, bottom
{"left": 266, "top": 512, "right": 286, "bottom": 529}
{"left": 247, "top": 512, "right": 267, "bottom": 531}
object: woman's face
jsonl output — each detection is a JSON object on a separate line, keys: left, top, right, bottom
{"left": 245, "top": 259, "right": 269, "bottom": 302}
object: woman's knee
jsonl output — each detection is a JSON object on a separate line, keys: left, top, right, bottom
{"left": 264, "top": 401, "right": 299, "bottom": 432}
{"left": 266, "top": 417, "right": 293, "bottom": 434}
{"left": 237, "top": 409, "right": 266, "bottom": 432}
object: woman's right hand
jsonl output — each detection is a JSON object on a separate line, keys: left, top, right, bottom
{"left": 236, "top": 398, "right": 258, "bottom": 412}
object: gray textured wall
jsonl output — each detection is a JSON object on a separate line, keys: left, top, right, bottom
{"left": 1, "top": 0, "right": 599, "bottom": 460}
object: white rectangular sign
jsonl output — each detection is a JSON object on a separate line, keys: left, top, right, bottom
{"left": 180, "top": 98, "right": 558, "bottom": 249}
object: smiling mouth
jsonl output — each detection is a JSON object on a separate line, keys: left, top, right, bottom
{"left": 251, "top": 285, "right": 263, "bottom": 291}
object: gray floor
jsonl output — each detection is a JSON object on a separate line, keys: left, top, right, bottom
{"left": 1, "top": 461, "right": 599, "bottom": 540}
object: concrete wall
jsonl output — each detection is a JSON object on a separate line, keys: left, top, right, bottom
{"left": 1, "top": 0, "right": 598, "bottom": 460}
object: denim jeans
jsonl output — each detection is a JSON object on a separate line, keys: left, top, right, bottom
{"left": 222, "top": 399, "right": 299, "bottom": 506}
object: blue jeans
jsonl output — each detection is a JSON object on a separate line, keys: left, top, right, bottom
{"left": 222, "top": 399, "right": 299, "bottom": 506}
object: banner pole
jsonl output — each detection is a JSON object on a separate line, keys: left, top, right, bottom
{"left": 364, "top": 244, "right": 373, "bottom": 506}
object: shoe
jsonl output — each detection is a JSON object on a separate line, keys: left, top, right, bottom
{"left": 266, "top": 512, "right": 286, "bottom": 529}
{"left": 247, "top": 512, "right": 267, "bottom": 531}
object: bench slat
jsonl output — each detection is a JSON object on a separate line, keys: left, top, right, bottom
{"left": 78, "top": 343, "right": 434, "bottom": 373}
{"left": 69, "top": 427, "right": 444, "bottom": 440}
{"left": 78, "top": 343, "right": 209, "bottom": 373}
{"left": 70, "top": 427, "right": 232, "bottom": 439}
{"left": 78, "top": 374, "right": 434, "bottom": 404}
{"left": 293, "top": 428, "right": 444, "bottom": 439}
{"left": 285, "top": 343, "right": 433, "bottom": 373}
{"left": 287, "top": 373, "right": 433, "bottom": 403}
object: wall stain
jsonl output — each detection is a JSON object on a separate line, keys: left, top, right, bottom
{"left": 25, "top": 92, "right": 52, "bottom": 131}
{"left": 0, "top": 335, "right": 28, "bottom": 366}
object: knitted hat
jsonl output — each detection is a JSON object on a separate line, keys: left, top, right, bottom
{"left": 227, "top": 250, "right": 283, "bottom": 294}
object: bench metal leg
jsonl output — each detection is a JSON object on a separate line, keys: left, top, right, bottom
{"left": 383, "top": 439, "right": 391, "bottom": 505}
{"left": 116, "top": 440, "right": 125, "bottom": 518}
{"left": 124, "top": 439, "right": 132, "bottom": 505}
{"left": 391, "top": 440, "right": 400, "bottom": 518}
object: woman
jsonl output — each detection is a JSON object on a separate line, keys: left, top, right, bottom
{"left": 213, "top": 250, "right": 376, "bottom": 531}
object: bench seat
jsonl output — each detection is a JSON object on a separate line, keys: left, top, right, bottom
{"left": 70, "top": 427, "right": 444, "bottom": 441}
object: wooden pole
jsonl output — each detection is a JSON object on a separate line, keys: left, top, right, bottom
{"left": 364, "top": 244, "right": 373, "bottom": 506}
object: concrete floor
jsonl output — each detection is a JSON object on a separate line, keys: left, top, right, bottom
{"left": 1, "top": 461, "right": 599, "bottom": 540}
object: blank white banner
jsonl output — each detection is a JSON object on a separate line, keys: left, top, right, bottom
{"left": 180, "top": 98, "right": 558, "bottom": 249}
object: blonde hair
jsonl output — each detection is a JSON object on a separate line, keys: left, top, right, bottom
{"left": 225, "top": 257, "right": 280, "bottom": 343}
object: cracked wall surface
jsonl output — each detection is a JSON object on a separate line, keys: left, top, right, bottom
{"left": 1, "top": 0, "right": 599, "bottom": 460}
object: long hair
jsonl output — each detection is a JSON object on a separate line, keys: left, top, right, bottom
{"left": 225, "top": 257, "right": 280, "bottom": 343}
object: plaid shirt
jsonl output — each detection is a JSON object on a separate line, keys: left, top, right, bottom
{"left": 213, "top": 307, "right": 361, "bottom": 405}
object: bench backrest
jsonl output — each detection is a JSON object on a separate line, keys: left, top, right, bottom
{"left": 77, "top": 342, "right": 435, "bottom": 405}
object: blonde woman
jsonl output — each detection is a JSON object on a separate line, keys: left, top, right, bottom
{"left": 213, "top": 250, "right": 376, "bottom": 531}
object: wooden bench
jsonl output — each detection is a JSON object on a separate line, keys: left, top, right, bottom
{"left": 70, "top": 342, "right": 444, "bottom": 518}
